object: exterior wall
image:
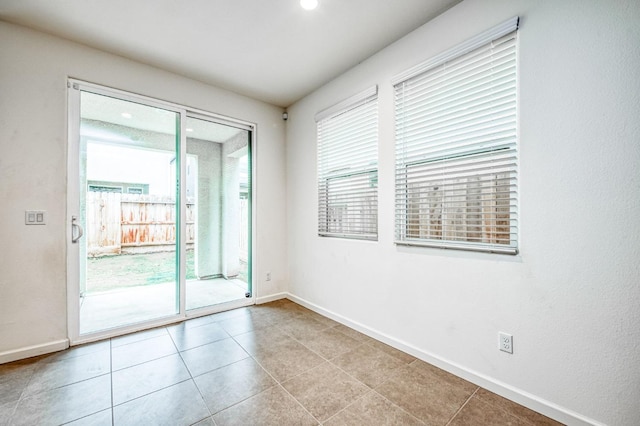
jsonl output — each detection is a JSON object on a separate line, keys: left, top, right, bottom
{"left": 221, "top": 132, "right": 248, "bottom": 278}
{"left": 285, "top": 1, "right": 640, "bottom": 425}
{"left": 189, "top": 138, "right": 223, "bottom": 278}
{"left": 0, "top": 21, "right": 287, "bottom": 359}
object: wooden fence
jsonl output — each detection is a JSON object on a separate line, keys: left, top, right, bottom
{"left": 87, "top": 192, "right": 194, "bottom": 257}
{"left": 406, "top": 173, "right": 511, "bottom": 245}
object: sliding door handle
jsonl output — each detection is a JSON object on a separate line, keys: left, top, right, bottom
{"left": 71, "top": 215, "right": 84, "bottom": 243}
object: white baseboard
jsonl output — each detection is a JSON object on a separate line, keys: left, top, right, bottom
{"left": 256, "top": 292, "right": 287, "bottom": 305}
{"left": 0, "top": 339, "right": 69, "bottom": 364}
{"left": 286, "top": 293, "right": 602, "bottom": 426}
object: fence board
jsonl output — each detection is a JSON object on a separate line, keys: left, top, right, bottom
{"left": 86, "top": 192, "right": 121, "bottom": 256}
{"left": 87, "top": 193, "right": 196, "bottom": 256}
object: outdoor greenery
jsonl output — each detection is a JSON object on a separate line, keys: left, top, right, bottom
{"left": 86, "top": 250, "right": 247, "bottom": 293}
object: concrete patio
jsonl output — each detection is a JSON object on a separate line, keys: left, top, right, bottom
{"left": 80, "top": 278, "right": 247, "bottom": 334}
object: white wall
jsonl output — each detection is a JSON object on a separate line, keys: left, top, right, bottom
{"left": 0, "top": 21, "right": 287, "bottom": 357}
{"left": 286, "top": 1, "right": 640, "bottom": 425}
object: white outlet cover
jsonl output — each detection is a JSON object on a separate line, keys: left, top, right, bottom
{"left": 499, "top": 332, "right": 513, "bottom": 354}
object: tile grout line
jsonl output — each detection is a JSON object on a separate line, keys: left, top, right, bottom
{"left": 276, "top": 381, "right": 323, "bottom": 425}
{"left": 5, "top": 395, "right": 20, "bottom": 425}
{"left": 445, "top": 386, "right": 479, "bottom": 426}
{"left": 319, "top": 388, "right": 374, "bottom": 425}
{"left": 471, "top": 392, "right": 541, "bottom": 426}
{"left": 279, "top": 315, "right": 404, "bottom": 372}
{"left": 154, "top": 308, "right": 410, "bottom": 424}
{"left": 5, "top": 358, "right": 42, "bottom": 425}
{"left": 168, "top": 323, "right": 214, "bottom": 425}
{"left": 232, "top": 327, "right": 307, "bottom": 386}
{"left": 324, "top": 340, "right": 411, "bottom": 393}
{"left": 110, "top": 309, "right": 252, "bottom": 423}
{"left": 299, "top": 306, "right": 549, "bottom": 425}
{"left": 282, "top": 330, "right": 420, "bottom": 425}
{"left": 269, "top": 314, "right": 424, "bottom": 425}
{"left": 368, "top": 387, "right": 429, "bottom": 425}
{"left": 202, "top": 333, "right": 279, "bottom": 418}
{"left": 226, "top": 318, "right": 328, "bottom": 424}
{"left": 208, "top": 333, "right": 302, "bottom": 421}
{"left": 31, "top": 343, "right": 113, "bottom": 425}
{"left": 312, "top": 345, "right": 450, "bottom": 426}
{"left": 110, "top": 326, "right": 169, "bottom": 349}
{"left": 297, "top": 318, "right": 485, "bottom": 426}
{"left": 112, "top": 321, "right": 213, "bottom": 422}
{"left": 112, "top": 328, "right": 207, "bottom": 423}
{"left": 113, "top": 378, "right": 194, "bottom": 408}
{"left": 53, "top": 343, "right": 115, "bottom": 425}
{"left": 17, "top": 353, "right": 47, "bottom": 402}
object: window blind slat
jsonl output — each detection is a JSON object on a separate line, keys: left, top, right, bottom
{"left": 397, "top": 76, "right": 516, "bottom": 125}
{"left": 397, "top": 47, "right": 516, "bottom": 107}
{"left": 394, "top": 26, "right": 518, "bottom": 254}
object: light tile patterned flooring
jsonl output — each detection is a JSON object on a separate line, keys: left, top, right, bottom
{"left": 0, "top": 300, "right": 562, "bottom": 425}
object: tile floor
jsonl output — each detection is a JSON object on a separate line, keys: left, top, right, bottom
{"left": 0, "top": 299, "right": 562, "bottom": 426}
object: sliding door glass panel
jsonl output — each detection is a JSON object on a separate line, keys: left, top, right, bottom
{"left": 185, "top": 117, "right": 250, "bottom": 310}
{"left": 79, "top": 91, "right": 179, "bottom": 334}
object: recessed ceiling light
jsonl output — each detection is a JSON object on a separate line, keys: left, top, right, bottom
{"left": 121, "top": 112, "right": 132, "bottom": 119}
{"left": 186, "top": 128, "right": 194, "bottom": 132}
{"left": 300, "top": 0, "right": 318, "bottom": 10}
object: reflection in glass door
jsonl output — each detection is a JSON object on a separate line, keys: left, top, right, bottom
{"left": 185, "top": 117, "right": 251, "bottom": 311}
{"left": 78, "top": 91, "right": 180, "bottom": 334}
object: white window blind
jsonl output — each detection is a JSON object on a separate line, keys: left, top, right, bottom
{"left": 317, "top": 86, "right": 378, "bottom": 240}
{"left": 394, "top": 18, "right": 519, "bottom": 254}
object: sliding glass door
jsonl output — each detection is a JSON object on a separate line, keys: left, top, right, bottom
{"left": 67, "top": 81, "right": 253, "bottom": 342}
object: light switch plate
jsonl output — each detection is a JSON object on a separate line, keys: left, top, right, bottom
{"left": 25, "top": 210, "right": 46, "bottom": 225}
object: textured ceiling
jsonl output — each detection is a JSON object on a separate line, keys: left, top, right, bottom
{"left": 0, "top": 0, "right": 461, "bottom": 107}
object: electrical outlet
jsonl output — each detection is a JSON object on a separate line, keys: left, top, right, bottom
{"left": 499, "top": 332, "right": 513, "bottom": 354}
{"left": 266, "top": 272, "right": 271, "bottom": 281}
